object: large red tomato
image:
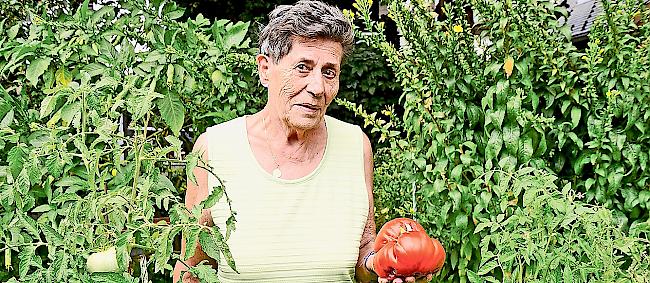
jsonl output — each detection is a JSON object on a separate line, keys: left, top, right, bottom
{"left": 372, "top": 218, "right": 446, "bottom": 279}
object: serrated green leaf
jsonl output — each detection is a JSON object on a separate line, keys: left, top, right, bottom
{"left": 201, "top": 185, "right": 224, "bottom": 209}
{"left": 220, "top": 240, "right": 237, "bottom": 273}
{"left": 60, "top": 101, "right": 80, "bottom": 126}
{"left": 166, "top": 64, "right": 174, "bottom": 85}
{"left": 19, "top": 212, "right": 40, "bottom": 238}
{"left": 166, "top": 9, "right": 185, "bottom": 20}
{"left": 485, "top": 62, "right": 503, "bottom": 76}
{"left": 477, "top": 259, "right": 498, "bottom": 275}
{"left": 224, "top": 21, "right": 250, "bottom": 49}
{"left": 31, "top": 204, "right": 51, "bottom": 213}
{"left": 8, "top": 146, "right": 26, "bottom": 178}
{"left": 49, "top": 251, "right": 66, "bottom": 281}
{"left": 41, "top": 222, "right": 64, "bottom": 243}
{"left": 156, "top": 91, "right": 185, "bottom": 136}
{"left": 1, "top": 108, "right": 14, "bottom": 128}
{"left": 154, "top": 229, "right": 171, "bottom": 273}
{"left": 7, "top": 23, "right": 20, "bottom": 40}
{"left": 39, "top": 95, "right": 59, "bottom": 119}
{"left": 449, "top": 190, "right": 462, "bottom": 211}
{"left": 15, "top": 168, "right": 30, "bottom": 195}
{"left": 26, "top": 57, "right": 52, "bottom": 86}
{"left": 184, "top": 227, "right": 201, "bottom": 260}
{"left": 455, "top": 213, "right": 468, "bottom": 229}
{"left": 198, "top": 229, "right": 221, "bottom": 261}
{"left": 563, "top": 265, "right": 574, "bottom": 283}
{"left": 45, "top": 154, "right": 65, "bottom": 178}
{"left": 226, "top": 215, "right": 236, "bottom": 240}
{"left": 116, "top": 244, "right": 129, "bottom": 272}
{"left": 18, "top": 247, "right": 35, "bottom": 278}
{"left": 467, "top": 270, "right": 484, "bottom": 283}
{"left": 189, "top": 264, "right": 219, "bottom": 282}
{"left": 518, "top": 136, "right": 534, "bottom": 164}
{"left": 156, "top": 174, "right": 177, "bottom": 195}
{"left": 186, "top": 152, "right": 199, "bottom": 186}
{"left": 52, "top": 192, "right": 80, "bottom": 204}
{"left": 486, "top": 130, "right": 503, "bottom": 161}
{"left": 503, "top": 124, "right": 520, "bottom": 155}
{"left": 474, "top": 222, "right": 492, "bottom": 234}
{"left": 210, "top": 69, "right": 224, "bottom": 87}
{"left": 450, "top": 164, "right": 463, "bottom": 181}
{"left": 413, "top": 157, "right": 426, "bottom": 170}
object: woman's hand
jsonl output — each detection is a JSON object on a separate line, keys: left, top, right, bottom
{"left": 378, "top": 273, "right": 433, "bottom": 283}
{"left": 366, "top": 253, "right": 434, "bottom": 283}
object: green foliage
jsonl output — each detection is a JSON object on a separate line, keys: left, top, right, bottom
{"left": 0, "top": 0, "right": 254, "bottom": 281}
{"left": 333, "top": 40, "right": 402, "bottom": 143}
{"left": 347, "top": 0, "right": 650, "bottom": 281}
{"left": 467, "top": 169, "right": 650, "bottom": 282}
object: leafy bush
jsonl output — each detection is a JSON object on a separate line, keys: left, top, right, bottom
{"left": 0, "top": 0, "right": 258, "bottom": 281}
{"left": 345, "top": 0, "right": 650, "bottom": 281}
{"left": 469, "top": 168, "right": 650, "bottom": 282}
{"left": 334, "top": 40, "right": 402, "bottom": 143}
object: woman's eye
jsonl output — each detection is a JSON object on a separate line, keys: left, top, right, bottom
{"left": 296, "top": 63, "right": 309, "bottom": 72}
{"left": 323, "top": 69, "right": 336, "bottom": 79}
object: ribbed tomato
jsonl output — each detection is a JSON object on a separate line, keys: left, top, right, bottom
{"left": 372, "top": 218, "right": 446, "bottom": 280}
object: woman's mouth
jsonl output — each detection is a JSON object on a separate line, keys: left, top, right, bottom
{"left": 295, "top": 103, "right": 320, "bottom": 114}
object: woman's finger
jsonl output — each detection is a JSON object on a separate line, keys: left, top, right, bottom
{"left": 426, "top": 274, "right": 433, "bottom": 281}
{"left": 404, "top": 276, "right": 416, "bottom": 282}
{"left": 378, "top": 278, "right": 389, "bottom": 283}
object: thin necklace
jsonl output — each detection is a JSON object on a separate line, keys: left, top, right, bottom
{"left": 262, "top": 116, "right": 301, "bottom": 178}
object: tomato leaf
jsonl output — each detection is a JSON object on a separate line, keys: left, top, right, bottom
{"left": 201, "top": 185, "right": 223, "bottom": 209}
{"left": 185, "top": 151, "right": 200, "bottom": 186}
{"left": 184, "top": 227, "right": 201, "bottom": 260}
{"left": 157, "top": 91, "right": 185, "bottom": 136}
{"left": 477, "top": 259, "right": 499, "bottom": 275}
{"left": 198, "top": 229, "right": 221, "bottom": 263}
{"left": 26, "top": 57, "right": 52, "bottom": 86}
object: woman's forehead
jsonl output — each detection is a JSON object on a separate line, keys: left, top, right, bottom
{"left": 285, "top": 37, "right": 343, "bottom": 64}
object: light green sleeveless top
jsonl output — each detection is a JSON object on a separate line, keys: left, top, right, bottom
{"left": 206, "top": 115, "right": 369, "bottom": 283}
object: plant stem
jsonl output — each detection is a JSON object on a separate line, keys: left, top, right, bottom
{"left": 132, "top": 112, "right": 151, "bottom": 201}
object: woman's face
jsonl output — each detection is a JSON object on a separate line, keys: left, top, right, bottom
{"left": 259, "top": 37, "right": 343, "bottom": 131}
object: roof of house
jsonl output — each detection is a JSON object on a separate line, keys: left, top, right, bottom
{"left": 567, "top": 0, "right": 650, "bottom": 42}
{"left": 567, "top": 0, "right": 603, "bottom": 41}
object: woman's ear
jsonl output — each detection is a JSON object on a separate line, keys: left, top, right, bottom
{"left": 256, "top": 54, "right": 270, "bottom": 88}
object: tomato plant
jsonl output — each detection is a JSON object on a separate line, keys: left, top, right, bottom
{"left": 0, "top": 0, "right": 254, "bottom": 281}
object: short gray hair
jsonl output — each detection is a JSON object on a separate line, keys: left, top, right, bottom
{"left": 259, "top": 0, "right": 354, "bottom": 63}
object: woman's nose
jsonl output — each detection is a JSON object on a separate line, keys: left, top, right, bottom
{"left": 306, "top": 72, "right": 325, "bottom": 97}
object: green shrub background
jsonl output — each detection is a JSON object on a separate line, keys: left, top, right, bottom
{"left": 345, "top": 0, "right": 650, "bottom": 281}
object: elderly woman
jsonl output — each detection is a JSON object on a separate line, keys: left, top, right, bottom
{"left": 173, "top": 1, "right": 434, "bottom": 282}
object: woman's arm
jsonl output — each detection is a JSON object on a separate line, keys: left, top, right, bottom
{"left": 172, "top": 133, "right": 218, "bottom": 283}
{"left": 355, "top": 133, "right": 379, "bottom": 283}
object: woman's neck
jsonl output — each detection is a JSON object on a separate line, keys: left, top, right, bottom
{"left": 262, "top": 109, "right": 324, "bottom": 146}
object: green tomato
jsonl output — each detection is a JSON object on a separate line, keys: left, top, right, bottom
{"left": 86, "top": 246, "right": 119, "bottom": 273}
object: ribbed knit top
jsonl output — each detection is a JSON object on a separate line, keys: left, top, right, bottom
{"left": 206, "top": 115, "right": 369, "bottom": 282}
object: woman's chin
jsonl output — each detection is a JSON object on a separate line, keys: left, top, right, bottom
{"left": 286, "top": 114, "right": 324, "bottom": 131}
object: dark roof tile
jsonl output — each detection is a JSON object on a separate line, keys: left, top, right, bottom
{"left": 568, "top": 0, "right": 649, "bottom": 41}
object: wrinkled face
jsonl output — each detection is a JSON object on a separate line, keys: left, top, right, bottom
{"left": 258, "top": 37, "right": 343, "bottom": 130}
